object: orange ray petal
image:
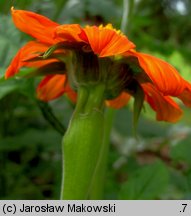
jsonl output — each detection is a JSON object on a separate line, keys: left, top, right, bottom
{"left": 142, "top": 83, "right": 183, "bottom": 122}
{"left": 37, "top": 74, "right": 66, "bottom": 101}
{"left": 84, "top": 25, "right": 135, "bottom": 57}
{"left": 54, "top": 24, "right": 86, "bottom": 43}
{"left": 11, "top": 7, "right": 58, "bottom": 44}
{"left": 130, "top": 51, "right": 185, "bottom": 96}
{"left": 65, "top": 82, "right": 77, "bottom": 103}
{"left": 106, "top": 92, "right": 131, "bottom": 109}
{"left": 178, "top": 80, "right": 191, "bottom": 107}
{"left": 5, "top": 41, "right": 58, "bottom": 78}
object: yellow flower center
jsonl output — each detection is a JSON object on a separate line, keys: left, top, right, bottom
{"left": 99, "top": 23, "right": 122, "bottom": 35}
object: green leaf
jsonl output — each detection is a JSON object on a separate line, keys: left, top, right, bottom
{"left": 15, "top": 68, "right": 36, "bottom": 78}
{"left": 119, "top": 160, "right": 169, "bottom": 199}
{"left": 0, "top": 129, "right": 62, "bottom": 151}
{"left": 168, "top": 169, "right": 190, "bottom": 199}
{"left": 0, "top": 77, "right": 36, "bottom": 100}
{"left": 170, "top": 137, "right": 191, "bottom": 165}
{"left": 0, "top": 79, "right": 20, "bottom": 100}
{"left": 185, "top": 170, "right": 191, "bottom": 198}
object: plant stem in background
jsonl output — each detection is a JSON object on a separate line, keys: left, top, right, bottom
{"left": 121, "top": 0, "right": 129, "bottom": 33}
{"left": 37, "top": 100, "right": 66, "bottom": 135}
{"left": 121, "top": 0, "right": 135, "bottom": 34}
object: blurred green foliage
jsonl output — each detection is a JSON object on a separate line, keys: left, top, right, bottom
{"left": 0, "top": 0, "right": 191, "bottom": 199}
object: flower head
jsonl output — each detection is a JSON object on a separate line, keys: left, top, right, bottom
{"left": 5, "top": 7, "right": 191, "bottom": 123}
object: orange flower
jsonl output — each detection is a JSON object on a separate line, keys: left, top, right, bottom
{"left": 5, "top": 7, "right": 191, "bottom": 122}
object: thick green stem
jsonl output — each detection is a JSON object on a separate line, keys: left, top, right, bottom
{"left": 61, "top": 84, "right": 106, "bottom": 199}
{"left": 88, "top": 108, "right": 115, "bottom": 199}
